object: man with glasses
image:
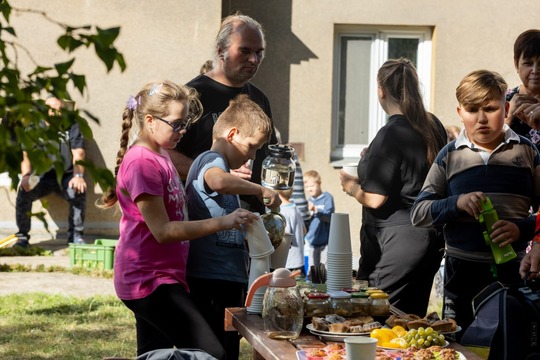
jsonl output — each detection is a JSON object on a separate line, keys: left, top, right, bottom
{"left": 168, "top": 13, "right": 277, "bottom": 215}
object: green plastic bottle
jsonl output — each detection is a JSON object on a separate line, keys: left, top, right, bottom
{"left": 479, "top": 197, "right": 517, "bottom": 264}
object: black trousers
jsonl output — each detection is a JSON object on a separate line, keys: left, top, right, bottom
{"left": 16, "top": 170, "right": 85, "bottom": 242}
{"left": 187, "top": 277, "right": 246, "bottom": 360}
{"left": 358, "top": 223, "right": 444, "bottom": 316}
{"left": 122, "top": 283, "right": 226, "bottom": 360}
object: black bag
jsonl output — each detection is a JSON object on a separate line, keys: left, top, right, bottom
{"left": 460, "top": 280, "right": 540, "bottom": 360}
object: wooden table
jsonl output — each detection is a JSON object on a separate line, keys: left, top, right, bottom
{"left": 225, "top": 307, "right": 484, "bottom": 360}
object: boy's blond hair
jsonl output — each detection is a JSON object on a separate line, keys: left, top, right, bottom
{"left": 212, "top": 94, "right": 272, "bottom": 142}
{"left": 304, "top": 170, "right": 321, "bottom": 183}
{"left": 456, "top": 70, "right": 508, "bottom": 111}
{"left": 277, "top": 187, "right": 293, "bottom": 200}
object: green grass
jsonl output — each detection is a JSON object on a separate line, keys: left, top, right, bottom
{"left": 0, "top": 258, "right": 253, "bottom": 360}
{"left": 0, "top": 291, "right": 254, "bottom": 360}
{"left": 0, "top": 293, "right": 136, "bottom": 360}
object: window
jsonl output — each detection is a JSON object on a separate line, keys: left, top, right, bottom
{"left": 331, "top": 26, "right": 433, "bottom": 161}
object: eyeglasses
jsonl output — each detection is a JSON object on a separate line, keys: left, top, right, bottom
{"left": 153, "top": 115, "right": 191, "bottom": 132}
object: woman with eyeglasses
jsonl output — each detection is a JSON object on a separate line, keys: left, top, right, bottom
{"left": 505, "top": 29, "right": 540, "bottom": 148}
{"left": 339, "top": 58, "right": 447, "bottom": 317}
{"left": 97, "top": 80, "right": 258, "bottom": 359}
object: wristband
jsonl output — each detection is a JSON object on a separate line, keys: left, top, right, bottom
{"left": 73, "top": 173, "right": 84, "bottom": 178}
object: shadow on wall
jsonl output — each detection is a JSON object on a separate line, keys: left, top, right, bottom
{"left": 222, "top": 0, "right": 317, "bottom": 143}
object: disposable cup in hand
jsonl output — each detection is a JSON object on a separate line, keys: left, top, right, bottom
{"left": 246, "top": 214, "right": 275, "bottom": 259}
{"left": 344, "top": 336, "right": 377, "bottom": 360}
{"left": 342, "top": 163, "right": 358, "bottom": 177}
{"left": 270, "top": 233, "right": 292, "bottom": 269}
{"left": 327, "top": 213, "right": 352, "bottom": 254}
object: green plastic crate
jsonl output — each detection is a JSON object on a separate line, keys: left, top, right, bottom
{"left": 69, "top": 239, "right": 118, "bottom": 270}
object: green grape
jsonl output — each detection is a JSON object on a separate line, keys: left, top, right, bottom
{"left": 424, "top": 340, "right": 431, "bottom": 347}
{"left": 426, "top": 335, "right": 433, "bottom": 342}
{"left": 432, "top": 337, "right": 439, "bottom": 345}
{"left": 417, "top": 338, "right": 424, "bottom": 346}
{"left": 417, "top": 328, "right": 425, "bottom": 336}
{"left": 439, "top": 334, "right": 446, "bottom": 342}
{"left": 425, "top": 327, "right": 433, "bottom": 335}
{"left": 410, "top": 339, "right": 417, "bottom": 347}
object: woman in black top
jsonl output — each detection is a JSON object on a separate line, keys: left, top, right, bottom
{"left": 339, "top": 58, "right": 447, "bottom": 316}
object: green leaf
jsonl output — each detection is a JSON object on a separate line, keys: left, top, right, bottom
{"left": 0, "top": 2, "right": 12, "bottom": 22}
{"left": 95, "top": 47, "right": 117, "bottom": 72}
{"left": 116, "top": 53, "right": 127, "bottom": 72}
{"left": 76, "top": 118, "right": 93, "bottom": 141}
{"left": 29, "top": 66, "right": 53, "bottom": 76}
{"left": 3, "top": 26, "right": 15, "bottom": 36}
{"left": 95, "top": 27, "right": 120, "bottom": 48}
{"left": 57, "top": 34, "right": 84, "bottom": 52}
{"left": 70, "top": 74, "right": 86, "bottom": 94}
{"left": 81, "top": 109, "right": 100, "bottom": 125}
{"left": 54, "top": 59, "right": 75, "bottom": 75}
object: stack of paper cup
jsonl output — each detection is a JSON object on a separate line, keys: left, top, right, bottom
{"left": 270, "top": 233, "right": 292, "bottom": 270}
{"left": 247, "top": 256, "right": 270, "bottom": 314}
{"left": 245, "top": 214, "right": 274, "bottom": 314}
{"left": 326, "top": 213, "right": 353, "bottom": 291}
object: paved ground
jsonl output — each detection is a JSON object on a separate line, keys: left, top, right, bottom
{"left": 0, "top": 234, "right": 116, "bottom": 297}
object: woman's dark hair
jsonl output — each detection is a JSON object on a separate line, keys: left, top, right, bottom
{"left": 514, "top": 29, "right": 540, "bottom": 66}
{"left": 377, "top": 58, "right": 445, "bottom": 164}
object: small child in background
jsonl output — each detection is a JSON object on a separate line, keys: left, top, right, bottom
{"left": 304, "top": 170, "right": 335, "bottom": 268}
{"left": 277, "top": 187, "right": 307, "bottom": 275}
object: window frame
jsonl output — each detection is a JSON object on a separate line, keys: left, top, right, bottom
{"left": 331, "top": 25, "right": 433, "bottom": 162}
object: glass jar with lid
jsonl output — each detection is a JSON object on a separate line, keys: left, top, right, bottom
{"left": 370, "top": 292, "right": 390, "bottom": 316}
{"left": 304, "top": 292, "right": 331, "bottom": 318}
{"left": 350, "top": 292, "right": 371, "bottom": 316}
{"left": 261, "top": 144, "right": 296, "bottom": 190}
{"left": 328, "top": 290, "right": 352, "bottom": 317}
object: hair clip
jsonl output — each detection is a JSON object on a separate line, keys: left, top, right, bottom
{"left": 127, "top": 96, "right": 141, "bottom": 111}
{"left": 149, "top": 83, "right": 163, "bottom": 96}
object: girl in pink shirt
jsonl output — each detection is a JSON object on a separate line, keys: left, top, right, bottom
{"left": 98, "top": 80, "right": 257, "bottom": 359}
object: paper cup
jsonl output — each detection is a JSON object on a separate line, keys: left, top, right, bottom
{"left": 344, "top": 336, "right": 377, "bottom": 360}
{"left": 342, "top": 163, "right": 358, "bottom": 177}
{"left": 270, "top": 233, "right": 292, "bottom": 269}
{"left": 246, "top": 214, "right": 275, "bottom": 259}
{"left": 327, "top": 213, "right": 352, "bottom": 254}
{"left": 247, "top": 257, "right": 270, "bottom": 314}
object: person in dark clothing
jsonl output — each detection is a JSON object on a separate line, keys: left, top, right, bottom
{"left": 339, "top": 58, "right": 447, "bottom": 317}
{"left": 15, "top": 97, "right": 87, "bottom": 247}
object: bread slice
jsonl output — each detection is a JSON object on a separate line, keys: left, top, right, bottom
{"left": 385, "top": 314, "right": 409, "bottom": 328}
{"left": 431, "top": 318, "right": 457, "bottom": 332}
{"left": 328, "top": 323, "right": 350, "bottom": 333}
{"left": 406, "top": 319, "right": 431, "bottom": 330}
